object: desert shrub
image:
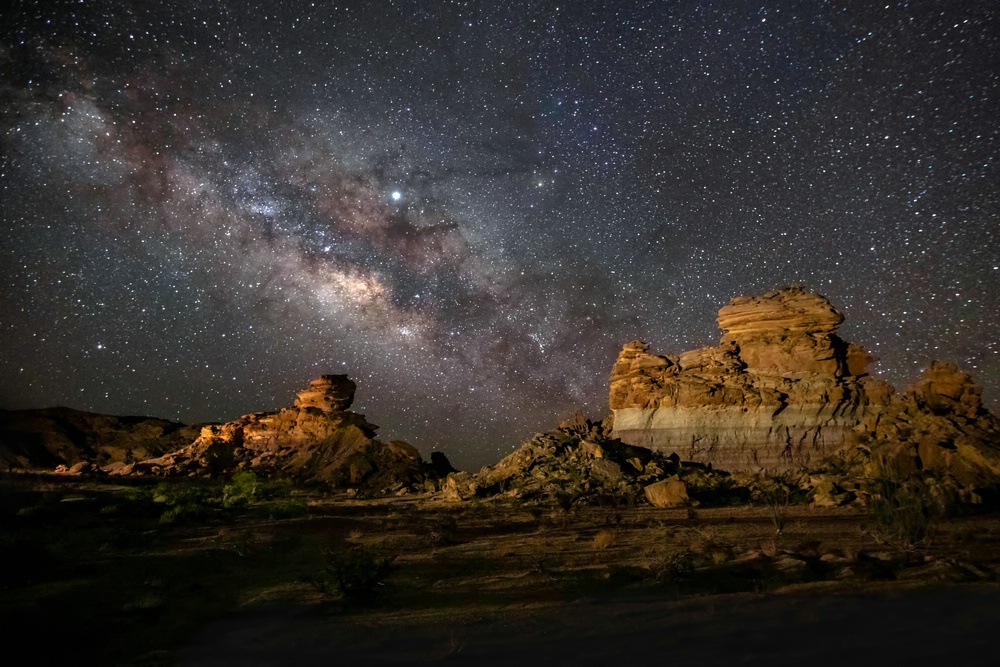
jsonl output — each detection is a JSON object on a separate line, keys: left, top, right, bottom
{"left": 648, "top": 551, "right": 696, "bottom": 583}
{"left": 868, "top": 453, "right": 944, "bottom": 551}
{"left": 429, "top": 516, "right": 459, "bottom": 544}
{"left": 153, "top": 481, "right": 213, "bottom": 524}
{"left": 315, "top": 546, "right": 396, "bottom": 599}
{"left": 268, "top": 498, "right": 308, "bottom": 519}
{"left": 222, "top": 470, "right": 259, "bottom": 508}
{"left": 869, "top": 477, "right": 940, "bottom": 551}
{"left": 757, "top": 475, "right": 794, "bottom": 534}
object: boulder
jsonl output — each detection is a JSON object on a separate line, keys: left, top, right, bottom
{"left": 442, "top": 472, "right": 478, "bottom": 502}
{"left": 644, "top": 476, "right": 689, "bottom": 507}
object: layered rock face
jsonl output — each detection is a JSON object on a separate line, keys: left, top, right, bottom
{"left": 610, "top": 287, "right": 893, "bottom": 472}
{"left": 117, "top": 374, "right": 436, "bottom": 493}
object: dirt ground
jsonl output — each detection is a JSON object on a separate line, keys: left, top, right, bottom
{"left": 2, "top": 477, "right": 999, "bottom": 664}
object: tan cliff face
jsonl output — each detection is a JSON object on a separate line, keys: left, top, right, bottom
{"left": 610, "top": 287, "right": 894, "bottom": 471}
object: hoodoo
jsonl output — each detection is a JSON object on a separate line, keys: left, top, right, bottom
{"left": 609, "top": 287, "right": 893, "bottom": 471}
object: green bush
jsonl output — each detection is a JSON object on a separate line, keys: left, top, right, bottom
{"left": 153, "top": 481, "right": 213, "bottom": 524}
{"left": 315, "top": 546, "right": 396, "bottom": 599}
{"left": 222, "top": 470, "right": 259, "bottom": 509}
{"left": 268, "top": 498, "right": 308, "bottom": 519}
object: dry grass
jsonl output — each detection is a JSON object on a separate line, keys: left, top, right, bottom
{"left": 592, "top": 528, "right": 618, "bottom": 550}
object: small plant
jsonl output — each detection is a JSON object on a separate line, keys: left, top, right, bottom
{"left": 268, "top": 498, "right": 308, "bottom": 519}
{"left": 869, "top": 478, "right": 939, "bottom": 551}
{"left": 592, "top": 528, "right": 617, "bottom": 550}
{"left": 758, "top": 474, "right": 793, "bottom": 534}
{"left": 222, "top": 470, "right": 259, "bottom": 509}
{"left": 430, "top": 516, "right": 459, "bottom": 544}
{"left": 153, "top": 481, "right": 212, "bottom": 524}
{"left": 867, "top": 451, "right": 943, "bottom": 552}
{"left": 315, "top": 546, "right": 396, "bottom": 599}
{"left": 648, "top": 551, "right": 696, "bottom": 583}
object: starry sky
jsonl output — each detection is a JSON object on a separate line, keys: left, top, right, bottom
{"left": 2, "top": 1, "right": 998, "bottom": 468}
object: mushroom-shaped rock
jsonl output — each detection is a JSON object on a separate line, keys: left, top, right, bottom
{"left": 294, "top": 374, "right": 356, "bottom": 412}
{"left": 717, "top": 287, "right": 844, "bottom": 337}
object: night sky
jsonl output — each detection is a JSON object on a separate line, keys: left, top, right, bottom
{"left": 2, "top": 1, "right": 998, "bottom": 468}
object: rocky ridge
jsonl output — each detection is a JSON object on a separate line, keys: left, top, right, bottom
{"left": 609, "top": 286, "right": 1000, "bottom": 506}
{"left": 0, "top": 407, "right": 200, "bottom": 473}
{"left": 114, "top": 375, "right": 441, "bottom": 494}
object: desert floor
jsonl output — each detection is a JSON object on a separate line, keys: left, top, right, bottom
{"left": 2, "top": 476, "right": 998, "bottom": 665}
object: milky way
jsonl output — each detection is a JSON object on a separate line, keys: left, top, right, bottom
{"left": 2, "top": 1, "right": 998, "bottom": 467}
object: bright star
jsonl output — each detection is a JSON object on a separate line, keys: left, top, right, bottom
{"left": 391, "top": 191, "right": 402, "bottom": 201}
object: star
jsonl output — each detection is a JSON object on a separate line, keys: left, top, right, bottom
{"left": 0, "top": 1, "right": 997, "bottom": 469}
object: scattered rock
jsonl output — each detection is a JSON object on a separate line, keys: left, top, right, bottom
{"left": 445, "top": 417, "right": 738, "bottom": 507}
{"left": 810, "top": 479, "right": 853, "bottom": 508}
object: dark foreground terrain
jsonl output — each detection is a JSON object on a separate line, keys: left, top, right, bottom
{"left": 2, "top": 474, "right": 999, "bottom": 665}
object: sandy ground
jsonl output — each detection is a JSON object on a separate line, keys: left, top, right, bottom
{"left": 4, "top": 480, "right": 999, "bottom": 665}
{"left": 178, "top": 584, "right": 1000, "bottom": 665}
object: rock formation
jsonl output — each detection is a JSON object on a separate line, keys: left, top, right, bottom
{"left": 0, "top": 407, "right": 200, "bottom": 472}
{"left": 116, "top": 374, "right": 439, "bottom": 494}
{"left": 610, "top": 287, "right": 894, "bottom": 471}
{"left": 833, "top": 362, "right": 1000, "bottom": 501}
{"left": 442, "top": 415, "right": 738, "bottom": 506}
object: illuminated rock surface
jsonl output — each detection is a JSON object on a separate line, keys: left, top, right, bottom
{"left": 116, "top": 374, "right": 437, "bottom": 493}
{"left": 610, "top": 287, "right": 894, "bottom": 471}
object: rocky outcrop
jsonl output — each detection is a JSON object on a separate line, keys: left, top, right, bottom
{"left": 610, "top": 287, "right": 893, "bottom": 472}
{"left": 0, "top": 407, "right": 200, "bottom": 472}
{"left": 116, "top": 374, "right": 439, "bottom": 494}
{"left": 834, "top": 362, "right": 1000, "bottom": 501}
{"left": 444, "top": 415, "right": 739, "bottom": 506}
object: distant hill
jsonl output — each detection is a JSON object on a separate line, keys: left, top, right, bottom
{"left": 0, "top": 407, "right": 201, "bottom": 471}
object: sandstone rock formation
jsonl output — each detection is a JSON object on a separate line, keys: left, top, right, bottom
{"left": 116, "top": 374, "right": 439, "bottom": 494}
{"left": 610, "top": 287, "right": 894, "bottom": 471}
{"left": 0, "top": 407, "right": 200, "bottom": 472}
{"left": 833, "top": 362, "right": 1000, "bottom": 502}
